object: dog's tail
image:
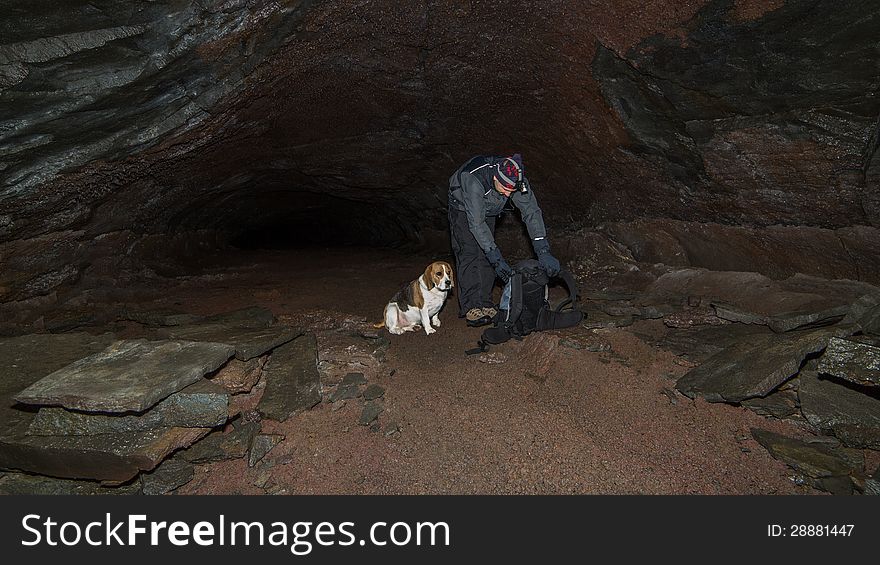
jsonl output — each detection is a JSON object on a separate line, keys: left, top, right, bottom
{"left": 372, "top": 320, "right": 385, "bottom": 329}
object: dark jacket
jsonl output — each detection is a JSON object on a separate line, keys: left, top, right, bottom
{"left": 448, "top": 155, "right": 548, "bottom": 253}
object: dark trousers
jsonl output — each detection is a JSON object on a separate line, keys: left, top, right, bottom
{"left": 449, "top": 206, "right": 497, "bottom": 317}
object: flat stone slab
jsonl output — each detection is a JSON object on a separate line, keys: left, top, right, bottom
{"left": 27, "top": 379, "right": 229, "bottom": 436}
{"left": 160, "top": 325, "right": 301, "bottom": 361}
{"left": 1, "top": 333, "right": 116, "bottom": 438}
{"left": 751, "top": 428, "right": 862, "bottom": 481}
{"left": 817, "top": 337, "right": 880, "bottom": 387}
{"left": 676, "top": 326, "right": 853, "bottom": 403}
{"left": 14, "top": 339, "right": 235, "bottom": 413}
{"left": 258, "top": 334, "right": 321, "bottom": 422}
{"left": 0, "top": 426, "right": 209, "bottom": 483}
{"left": 122, "top": 309, "right": 204, "bottom": 327}
{"left": 799, "top": 368, "right": 880, "bottom": 449}
{"left": 341, "top": 372, "right": 367, "bottom": 387}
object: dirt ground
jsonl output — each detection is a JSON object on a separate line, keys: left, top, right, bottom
{"left": 155, "top": 246, "right": 823, "bottom": 495}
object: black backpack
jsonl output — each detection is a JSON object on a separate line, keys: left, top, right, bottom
{"left": 467, "top": 260, "right": 584, "bottom": 353}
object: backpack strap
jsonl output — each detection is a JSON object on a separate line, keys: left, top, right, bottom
{"left": 465, "top": 340, "right": 489, "bottom": 355}
{"left": 553, "top": 269, "right": 580, "bottom": 312}
{"left": 505, "top": 272, "right": 525, "bottom": 326}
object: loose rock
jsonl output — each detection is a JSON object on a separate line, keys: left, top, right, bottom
{"left": 362, "top": 384, "right": 385, "bottom": 401}
{"left": 358, "top": 401, "right": 383, "bottom": 426}
{"left": 248, "top": 434, "right": 284, "bottom": 467}
{"left": 209, "top": 356, "right": 267, "bottom": 394}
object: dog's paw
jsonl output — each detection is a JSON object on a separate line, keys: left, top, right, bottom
{"left": 388, "top": 327, "right": 404, "bottom": 335}
{"left": 424, "top": 326, "right": 436, "bottom": 335}
{"left": 431, "top": 317, "right": 441, "bottom": 327}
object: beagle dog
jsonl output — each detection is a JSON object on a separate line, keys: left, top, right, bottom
{"left": 378, "top": 261, "right": 454, "bottom": 335}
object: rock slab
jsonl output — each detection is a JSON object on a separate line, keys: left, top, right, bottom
{"left": 817, "top": 337, "right": 880, "bottom": 387}
{"left": 799, "top": 369, "right": 880, "bottom": 449}
{"left": 27, "top": 379, "right": 229, "bottom": 436}
{"left": 0, "top": 426, "right": 210, "bottom": 483}
{"left": 0, "top": 333, "right": 116, "bottom": 438}
{"left": 676, "top": 327, "right": 852, "bottom": 403}
{"left": 257, "top": 334, "right": 321, "bottom": 422}
{"left": 14, "top": 339, "right": 234, "bottom": 413}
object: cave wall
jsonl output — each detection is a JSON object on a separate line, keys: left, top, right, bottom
{"left": 1, "top": 0, "right": 879, "bottom": 306}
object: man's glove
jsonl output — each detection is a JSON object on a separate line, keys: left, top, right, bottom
{"left": 533, "top": 239, "right": 561, "bottom": 277}
{"left": 485, "top": 247, "right": 513, "bottom": 282}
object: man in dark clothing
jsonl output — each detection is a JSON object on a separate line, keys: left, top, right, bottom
{"left": 448, "top": 153, "right": 561, "bottom": 326}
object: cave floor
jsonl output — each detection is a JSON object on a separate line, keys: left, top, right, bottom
{"left": 103, "top": 246, "right": 820, "bottom": 495}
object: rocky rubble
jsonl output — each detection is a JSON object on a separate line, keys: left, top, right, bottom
{"left": 627, "top": 270, "right": 880, "bottom": 494}
{"left": 0, "top": 306, "right": 321, "bottom": 494}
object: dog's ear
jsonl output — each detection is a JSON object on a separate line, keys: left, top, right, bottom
{"left": 444, "top": 262, "right": 454, "bottom": 287}
{"left": 423, "top": 263, "right": 436, "bottom": 290}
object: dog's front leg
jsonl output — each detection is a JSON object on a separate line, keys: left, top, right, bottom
{"left": 420, "top": 307, "right": 435, "bottom": 335}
